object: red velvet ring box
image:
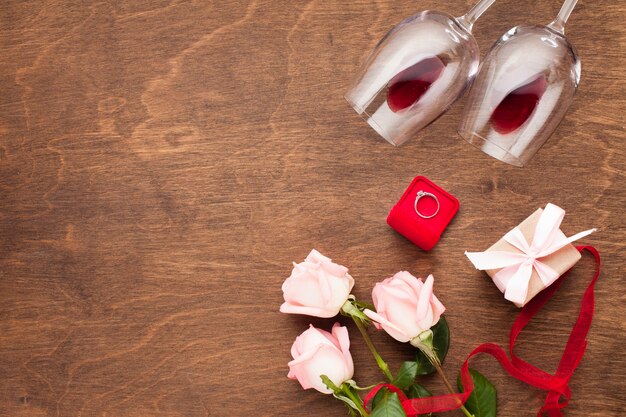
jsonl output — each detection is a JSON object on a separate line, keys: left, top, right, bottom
{"left": 387, "top": 176, "right": 460, "bottom": 251}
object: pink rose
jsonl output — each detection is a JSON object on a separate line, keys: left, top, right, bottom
{"left": 364, "top": 272, "right": 445, "bottom": 343}
{"left": 280, "top": 249, "right": 355, "bottom": 318}
{"left": 287, "top": 323, "right": 354, "bottom": 394}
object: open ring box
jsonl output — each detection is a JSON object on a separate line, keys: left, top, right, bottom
{"left": 387, "top": 176, "right": 460, "bottom": 251}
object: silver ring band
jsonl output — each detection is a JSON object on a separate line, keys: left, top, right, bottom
{"left": 414, "top": 190, "right": 440, "bottom": 219}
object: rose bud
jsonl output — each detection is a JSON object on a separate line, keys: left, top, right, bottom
{"left": 364, "top": 272, "right": 445, "bottom": 343}
{"left": 287, "top": 323, "right": 355, "bottom": 394}
{"left": 280, "top": 249, "right": 355, "bottom": 318}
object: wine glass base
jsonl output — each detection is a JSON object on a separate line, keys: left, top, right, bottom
{"left": 458, "top": 129, "right": 525, "bottom": 167}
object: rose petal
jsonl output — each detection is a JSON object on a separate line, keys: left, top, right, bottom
{"left": 288, "top": 343, "right": 326, "bottom": 391}
{"left": 426, "top": 275, "right": 445, "bottom": 319}
{"left": 364, "top": 309, "right": 411, "bottom": 342}
{"left": 332, "top": 323, "right": 354, "bottom": 377}
{"left": 397, "top": 272, "right": 425, "bottom": 296}
{"left": 281, "top": 250, "right": 353, "bottom": 318}
{"left": 318, "top": 268, "right": 333, "bottom": 305}
{"left": 416, "top": 274, "right": 434, "bottom": 322}
{"left": 280, "top": 303, "right": 337, "bottom": 318}
{"left": 305, "top": 249, "right": 331, "bottom": 264}
{"left": 291, "top": 333, "right": 302, "bottom": 359}
{"left": 377, "top": 284, "right": 424, "bottom": 337}
{"left": 300, "top": 326, "right": 338, "bottom": 351}
{"left": 378, "top": 282, "right": 415, "bottom": 304}
{"left": 307, "top": 249, "right": 350, "bottom": 277}
{"left": 288, "top": 344, "right": 349, "bottom": 394}
{"left": 394, "top": 271, "right": 420, "bottom": 283}
{"left": 288, "top": 340, "right": 324, "bottom": 367}
{"left": 283, "top": 270, "right": 329, "bottom": 310}
{"left": 416, "top": 304, "right": 434, "bottom": 332}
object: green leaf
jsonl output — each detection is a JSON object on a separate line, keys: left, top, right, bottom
{"left": 370, "top": 392, "right": 407, "bottom": 417}
{"left": 457, "top": 368, "right": 497, "bottom": 417}
{"left": 405, "top": 383, "right": 432, "bottom": 399}
{"left": 371, "top": 388, "right": 387, "bottom": 410}
{"left": 415, "top": 316, "right": 450, "bottom": 375}
{"left": 354, "top": 300, "right": 376, "bottom": 311}
{"left": 332, "top": 392, "right": 359, "bottom": 414}
{"left": 393, "top": 361, "right": 418, "bottom": 389}
{"left": 340, "top": 299, "right": 371, "bottom": 324}
{"left": 344, "top": 379, "right": 378, "bottom": 391}
{"left": 320, "top": 375, "right": 340, "bottom": 393}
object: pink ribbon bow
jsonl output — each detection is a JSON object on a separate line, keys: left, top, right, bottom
{"left": 465, "top": 204, "right": 595, "bottom": 305}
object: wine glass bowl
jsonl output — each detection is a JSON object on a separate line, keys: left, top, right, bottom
{"left": 458, "top": 24, "right": 580, "bottom": 166}
{"left": 345, "top": 10, "right": 485, "bottom": 146}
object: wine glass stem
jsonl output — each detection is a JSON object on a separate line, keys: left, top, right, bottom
{"left": 458, "top": 0, "right": 496, "bottom": 32}
{"left": 549, "top": 0, "right": 578, "bottom": 33}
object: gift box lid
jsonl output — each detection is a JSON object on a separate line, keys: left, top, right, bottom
{"left": 486, "top": 207, "right": 582, "bottom": 307}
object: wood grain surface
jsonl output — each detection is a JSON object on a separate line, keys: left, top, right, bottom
{"left": 1, "top": 1, "right": 624, "bottom": 416}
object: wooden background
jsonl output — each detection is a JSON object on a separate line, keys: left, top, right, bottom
{"left": 1, "top": 1, "right": 624, "bottom": 416}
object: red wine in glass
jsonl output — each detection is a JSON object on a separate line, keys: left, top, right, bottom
{"left": 490, "top": 75, "right": 548, "bottom": 134}
{"left": 387, "top": 56, "right": 446, "bottom": 113}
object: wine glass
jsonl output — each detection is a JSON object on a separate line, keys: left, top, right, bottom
{"left": 345, "top": 0, "right": 496, "bottom": 146}
{"left": 458, "top": 0, "right": 581, "bottom": 166}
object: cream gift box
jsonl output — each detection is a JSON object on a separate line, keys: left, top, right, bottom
{"left": 465, "top": 203, "right": 595, "bottom": 307}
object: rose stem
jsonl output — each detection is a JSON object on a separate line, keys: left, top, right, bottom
{"left": 342, "top": 384, "right": 369, "bottom": 417}
{"left": 352, "top": 316, "right": 394, "bottom": 382}
{"left": 433, "top": 361, "right": 474, "bottom": 417}
{"left": 412, "top": 341, "right": 474, "bottom": 417}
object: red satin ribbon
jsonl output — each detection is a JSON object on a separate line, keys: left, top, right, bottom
{"left": 365, "top": 246, "right": 601, "bottom": 417}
